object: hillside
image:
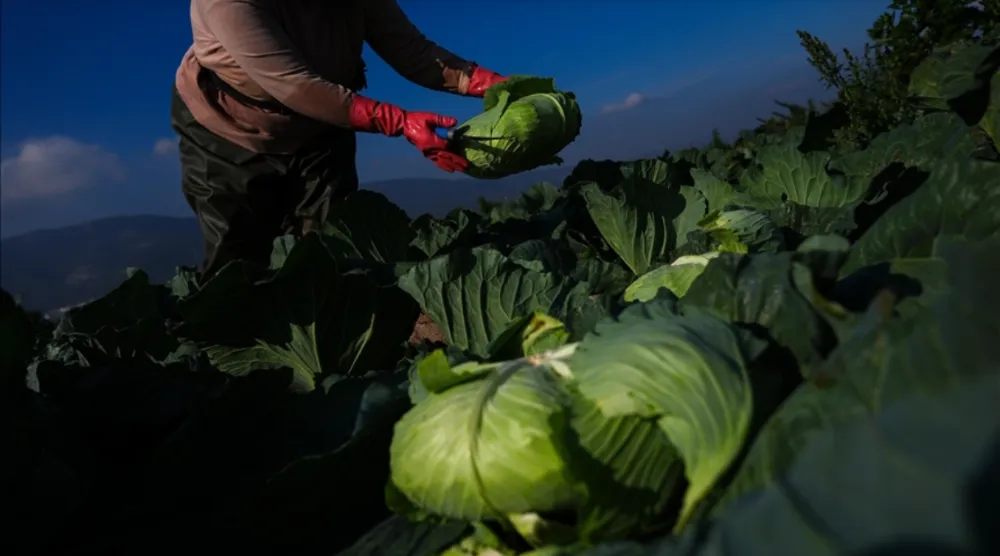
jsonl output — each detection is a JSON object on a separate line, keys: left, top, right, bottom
{"left": 0, "top": 215, "right": 202, "bottom": 313}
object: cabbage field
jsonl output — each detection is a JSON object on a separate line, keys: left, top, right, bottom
{"left": 4, "top": 38, "right": 1000, "bottom": 556}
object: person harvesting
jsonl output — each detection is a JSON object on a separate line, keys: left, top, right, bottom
{"left": 171, "top": 0, "right": 507, "bottom": 276}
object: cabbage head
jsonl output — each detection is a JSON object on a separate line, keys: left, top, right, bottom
{"left": 450, "top": 76, "right": 582, "bottom": 179}
{"left": 698, "top": 208, "right": 785, "bottom": 253}
{"left": 388, "top": 302, "right": 754, "bottom": 541}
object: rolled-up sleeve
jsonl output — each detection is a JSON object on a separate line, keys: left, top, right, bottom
{"left": 363, "top": 0, "right": 473, "bottom": 93}
{"left": 197, "top": 0, "right": 356, "bottom": 126}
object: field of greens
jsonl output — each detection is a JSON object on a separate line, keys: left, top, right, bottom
{"left": 4, "top": 32, "right": 1000, "bottom": 556}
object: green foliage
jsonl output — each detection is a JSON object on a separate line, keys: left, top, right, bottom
{"left": 796, "top": 0, "right": 1000, "bottom": 148}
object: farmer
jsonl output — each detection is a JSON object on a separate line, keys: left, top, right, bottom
{"left": 171, "top": 0, "right": 507, "bottom": 277}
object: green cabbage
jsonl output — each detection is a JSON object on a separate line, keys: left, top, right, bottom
{"left": 388, "top": 301, "right": 754, "bottom": 540}
{"left": 450, "top": 76, "right": 583, "bottom": 179}
{"left": 698, "top": 208, "right": 785, "bottom": 253}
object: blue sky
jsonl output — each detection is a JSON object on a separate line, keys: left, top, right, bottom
{"left": 0, "top": 1, "right": 889, "bottom": 237}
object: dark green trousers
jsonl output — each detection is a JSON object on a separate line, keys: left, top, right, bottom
{"left": 170, "top": 88, "right": 358, "bottom": 277}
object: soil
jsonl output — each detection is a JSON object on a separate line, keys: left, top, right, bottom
{"left": 408, "top": 312, "right": 447, "bottom": 345}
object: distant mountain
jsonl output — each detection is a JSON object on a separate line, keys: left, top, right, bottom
{"left": 0, "top": 215, "right": 203, "bottom": 314}
{"left": 0, "top": 168, "right": 575, "bottom": 314}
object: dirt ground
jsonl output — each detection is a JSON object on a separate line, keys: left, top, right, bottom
{"left": 408, "top": 312, "right": 446, "bottom": 345}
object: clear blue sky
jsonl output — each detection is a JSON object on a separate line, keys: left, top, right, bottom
{"left": 0, "top": 1, "right": 888, "bottom": 237}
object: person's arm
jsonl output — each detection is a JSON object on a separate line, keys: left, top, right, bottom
{"left": 197, "top": 0, "right": 469, "bottom": 173}
{"left": 197, "top": 0, "right": 357, "bottom": 126}
{"left": 363, "top": 0, "right": 506, "bottom": 96}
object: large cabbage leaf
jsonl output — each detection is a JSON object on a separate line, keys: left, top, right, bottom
{"left": 624, "top": 253, "right": 720, "bottom": 302}
{"left": 397, "top": 247, "right": 600, "bottom": 357}
{"left": 581, "top": 159, "right": 707, "bottom": 276}
{"left": 568, "top": 300, "right": 754, "bottom": 533}
{"left": 534, "top": 374, "right": 1000, "bottom": 556}
{"left": 716, "top": 234, "right": 1000, "bottom": 511}
{"left": 450, "top": 76, "right": 582, "bottom": 179}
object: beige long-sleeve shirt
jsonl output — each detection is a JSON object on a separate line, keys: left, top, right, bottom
{"left": 174, "top": 0, "right": 475, "bottom": 154}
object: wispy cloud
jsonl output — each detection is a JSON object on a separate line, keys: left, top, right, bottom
{"left": 601, "top": 92, "right": 646, "bottom": 113}
{"left": 153, "top": 136, "right": 179, "bottom": 156}
{"left": 0, "top": 136, "right": 127, "bottom": 203}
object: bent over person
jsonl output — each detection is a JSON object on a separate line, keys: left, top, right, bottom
{"left": 171, "top": 0, "right": 507, "bottom": 277}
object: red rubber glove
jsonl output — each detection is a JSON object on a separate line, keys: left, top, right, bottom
{"left": 464, "top": 65, "right": 507, "bottom": 97}
{"left": 348, "top": 95, "right": 468, "bottom": 173}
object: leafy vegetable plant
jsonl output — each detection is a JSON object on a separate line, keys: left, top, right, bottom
{"left": 2, "top": 16, "right": 999, "bottom": 556}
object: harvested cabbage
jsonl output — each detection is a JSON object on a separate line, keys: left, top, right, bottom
{"left": 449, "top": 76, "right": 582, "bottom": 179}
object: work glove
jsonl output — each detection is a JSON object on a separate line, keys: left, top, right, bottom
{"left": 464, "top": 65, "right": 507, "bottom": 97}
{"left": 349, "top": 95, "right": 468, "bottom": 173}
